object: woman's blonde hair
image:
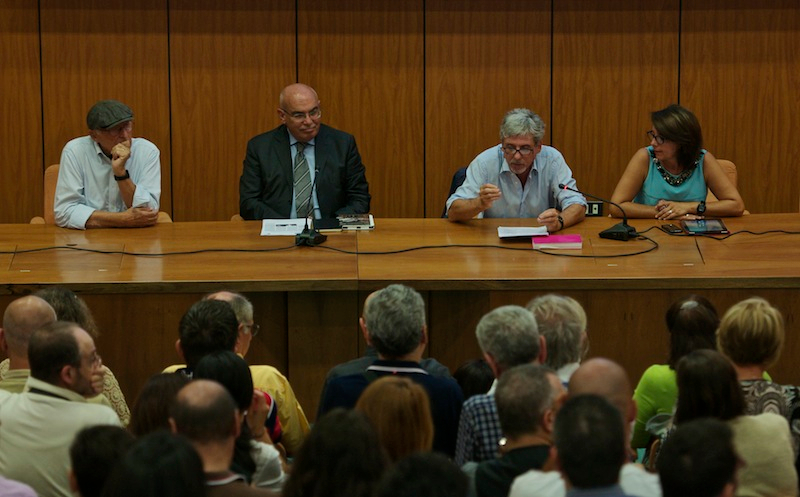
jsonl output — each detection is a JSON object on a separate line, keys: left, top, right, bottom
{"left": 355, "top": 376, "right": 434, "bottom": 462}
{"left": 717, "top": 297, "right": 784, "bottom": 369}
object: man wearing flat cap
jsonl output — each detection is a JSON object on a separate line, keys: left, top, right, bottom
{"left": 54, "top": 100, "right": 161, "bottom": 229}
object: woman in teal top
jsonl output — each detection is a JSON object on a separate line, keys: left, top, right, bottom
{"left": 611, "top": 104, "right": 745, "bottom": 220}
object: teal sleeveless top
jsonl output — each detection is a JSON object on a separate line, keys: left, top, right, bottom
{"left": 633, "top": 146, "right": 707, "bottom": 206}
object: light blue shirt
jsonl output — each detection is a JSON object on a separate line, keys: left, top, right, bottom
{"left": 446, "top": 144, "right": 586, "bottom": 218}
{"left": 54, "top": 136, "right": 161, "bottom": 229}
{"left": 288, "top": 132, "right": 320, "bottom": 218}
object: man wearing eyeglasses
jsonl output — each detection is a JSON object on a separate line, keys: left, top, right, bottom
{"left": 54, "top": 99, "right": 161, "bottom": 229}
{"left": 446, "top": 108, "right": 586, "bottom": 231}
{"left": 239, "top": 83, "right": 370, "bottom": 220}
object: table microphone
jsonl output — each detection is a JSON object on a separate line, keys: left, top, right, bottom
{"left": 295, "top": 167, "right": 327, "bottom": 246}
{"left": 558, "top": 184, "right": 638, "bottom": 241}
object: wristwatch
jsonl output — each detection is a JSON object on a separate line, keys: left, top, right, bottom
{"left": 697, "top": 200, "right": 706, "bottom": 216}
{"left": 114, "top": 170, "right": 130, "bottom": 181}
{"left": 557, "top": 215, "right": 564, "bottom": 231}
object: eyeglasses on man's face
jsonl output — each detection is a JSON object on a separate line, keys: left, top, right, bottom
{"left": 282, "top": 107, "right": 322, "bottom": 121}
{"left": 246, "top": 323, "right": 261, "bottom": 337}
{"left": 501, "top": 145, "right": 535, "bottom": 157}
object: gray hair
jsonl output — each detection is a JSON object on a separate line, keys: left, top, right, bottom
{"left": 364, "top": 284, "right": 426, "bottom": 359}
{"left": 496, "top": 364, "right": 557, "bottom": 439}
{"left": 475, "top": 305, "right": 541, "bottom": 370}
{"left": 499, "top": 108, "right": 546, "bottom": 143}
{"left": 526, "top": 295, "right": 586, "bottom": 370}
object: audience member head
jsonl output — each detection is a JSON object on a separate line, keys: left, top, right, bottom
{"left": 658, "top": 418, "right": 739, "bottom": 497}
{"left": 192, "top": 352, "right": 257, "bottom": 479}
{"left": 193, "top": 350, "right": 253, "bottom": 412}
{"left": 177, "top": 299, "right": 238, "bottom": 370}
{"left": 101, "top": 431, "right": 205, "bottom": 497}
{"left": 204, "top": 291, "right": 258, "bottom": 357}
{"left": 475, "top": 305, "right": 543, "bottom": 377}
{"left": 495, "top": 364, "right": 562, "bottom": 442}
{"left": 554, "top": 395, "right": 626, "bottom": 490}
{"left": 69, "top": 425, "right": 135, "bottom": 497}
{"left": 34, "top": 286, "right": 99, "bottom": 338}
{"left": 363, "top": 284, "right": 426, "bottom": 360}
{"left": 674, "top": 349, "right": 744, "bottom": 425}
{"left": 355, "top": 376, "right": 434, "bottom": 462}
{"left": 568, "top": 358, "right": 635, "bottom": 426}
{"left": 374, "top": 452, "right": 467, "bottom": 497}
{"left": 29, "top": 321, "right": 100, "bottom": 397}
{"left": 665, "top": 295, "right": 719, "bottom": 369}
{"left": 1, "top": 295, "right": 57, "bottom": 363}
{"left": 453, "top": 358, "right": 494, "bottom": 400}
{"left": 170, "top": 380, "right": 239, "bottom": 446}
{"left": 499, "top": 108, "right": 546, "bottom": 144}
{"left": 129, "top": 373, "right": 190, "bottom": 437}
{"left": 717, "top": 297, "right": 784, "bottom": 370}
{"left": 283, "top": 408, "right": 387, "bottom": 497}
{"left": 651, "top": 104, "right": 703, "bottom": 169}
{"left": 526, "top": 294, "right": 587, "bottom": 372}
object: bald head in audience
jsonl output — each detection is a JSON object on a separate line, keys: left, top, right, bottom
{"left": 568, "top": 358, "right": 636, "bottom": 439}
{"left": 170, "top": 379, "right": 240, "bottom": 472}
{"left": 1, "top": 296, "right": 57, "bottom": 369}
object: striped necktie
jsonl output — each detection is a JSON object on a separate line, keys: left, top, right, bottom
{"left": 293, "top": 142, "right": 312, "bottom": 217}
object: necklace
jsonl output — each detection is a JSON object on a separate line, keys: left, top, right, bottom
{"left": 654, "top": 157, "right": 699, "bottom": 186}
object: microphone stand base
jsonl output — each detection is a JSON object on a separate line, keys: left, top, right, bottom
{"left": 599, "top": 223, "right": 638, "bottom": 241}
{"left": 295, "top": 229, "right": 328, "bottom": 247}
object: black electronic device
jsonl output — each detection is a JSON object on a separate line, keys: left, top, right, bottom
{"left": 659, "top": 223, "right": 684, "bottom": 234}
{"left": 558, "top": 184, "right": 638, "bottom": 241}
{"left": 680, "top": 218, "right": 729, "bottom": 235}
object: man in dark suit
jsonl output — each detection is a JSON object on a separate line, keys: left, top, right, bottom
{"left": 239, "top": 83, "right": 370, "bottom": 220}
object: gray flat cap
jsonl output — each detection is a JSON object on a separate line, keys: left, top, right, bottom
{"left": 86, "top": 100, "right": 134, "bottom": 130}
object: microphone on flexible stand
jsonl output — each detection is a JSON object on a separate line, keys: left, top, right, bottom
{"left": 558, "top": 184, "right": 638, "bottom": 241}
{"left": 295, "top": 168, "right": 327, "bottom": 246}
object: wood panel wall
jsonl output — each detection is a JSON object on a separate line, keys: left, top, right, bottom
{"left": 0, "top": 1, "right": 42, "bottom": 224}
{"left": 1, "top": 2, "right": 797, "bottom": 223}
{"left": 681, "top": 0, "right": 800, "bottom": 213}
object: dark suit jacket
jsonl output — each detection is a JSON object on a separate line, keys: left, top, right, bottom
{"left": 239, "top": 123, "right": 370, "bottom": 220}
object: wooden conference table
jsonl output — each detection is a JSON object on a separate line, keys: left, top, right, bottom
{"left": 1, "top": 214, "right": 799, "bottom": 419}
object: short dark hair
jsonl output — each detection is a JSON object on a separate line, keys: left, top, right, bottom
{"left": 178, "top": 299, "right": 238, "bottom": 370}
{"left": 555, "top": 395, "right": 626, "bottom": 489}
{"left": 453, "top": 359, "right": 494, "bottom": 400}
{"left": 666, "top": 295, "right": 719, "bottom": 369}
{"left": 70, "top": 425, "right": 135, "bottom": 497}
{"left": 101, "top": 432, "right": 205, "bottom": 497}
{"left": 193, "top": 350, "right": 254, "bottom": 412}
{"left": 658, "top": 418, "right": 738, "bottom": 497}
{"left": 495, "top": 364, "right": 555, "bottom": 439}
{"left": 28, "top": 321, "right": 81, "bottom": 384}
{"left": 129, "top": 373, "right": 190, "bottom": 437}
{"left": 374, "top": 452, "right": 467, "bottom": 497}
{"left": 674, "top": 349, "right": 745, "bottom": 424}
{"left": 651, "top": 104, "right": 704, "bottom": 170}
{"left": 170, "top": 380, "right": 239, "bottom": 444}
